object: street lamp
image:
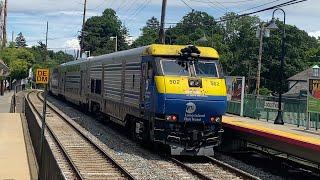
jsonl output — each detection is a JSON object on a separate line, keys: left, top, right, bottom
{"left": 110, "top": 36, "right": 118, "bottom": 52}
{"left": 267, "top": 8, "right": 286, "bottom": 125}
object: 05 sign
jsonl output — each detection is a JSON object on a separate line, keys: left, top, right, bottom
{"left": 36, "top": 69, "right": 49, "bottom": 84}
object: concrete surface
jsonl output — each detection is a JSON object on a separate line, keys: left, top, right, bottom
{"left": 0, "top": 113, "right": 31, "bottom": 180}
{"left": 0, "top": 91, "right": 13, "bottom": 113}
{"left": 224, "top": 114, "right": 320, "bottom": 139}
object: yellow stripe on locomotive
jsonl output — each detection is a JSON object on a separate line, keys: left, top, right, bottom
{"left": 155, "top": 76, "right": 227, "bottom": 97}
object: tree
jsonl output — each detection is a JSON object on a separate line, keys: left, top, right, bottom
{"left": 9, "top": 59, "right": 29, "bottom": 80}
{"left": 132, "top": 11, "right": 319, "bottom": 93}
{"left": 80, "top": 9, "right": 128, "bottom": 55}
{"left": 15, "top": 32, "right": 27, "bottom": 48}
{"left": 0, "top": 47, "right": 34, "bottom": 80}
{"left": 132, "top": 17, "right": 160, "bottom": 47}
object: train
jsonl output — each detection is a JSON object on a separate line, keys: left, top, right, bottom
{"left": 49, "top": 44, "right": 227, "bottom": 156}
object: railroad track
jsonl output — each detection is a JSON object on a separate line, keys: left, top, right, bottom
{"left": 170, "top": 156, "right": 260, "bottom": 180}
{"left": 27, "top": 91, "right": 135, "bottom": 180}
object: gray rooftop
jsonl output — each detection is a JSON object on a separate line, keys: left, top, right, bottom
{"left": 287, "top": 67, "right": 313, "bottom": 81}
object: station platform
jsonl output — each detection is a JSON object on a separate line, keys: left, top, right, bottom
{"left": 222, "top": 114, "right": 320, "bottom": 165}
{"left": 0, "top": 90, "right": 13, "bottom": 113}
{"left": 0, "top": 113, "right": 31, "bottom": 179}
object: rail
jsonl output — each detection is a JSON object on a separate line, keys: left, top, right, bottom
{"left": 170, "top": 156, "right": 260, "bottom": 180}
{"left": 27, "top": 91, "right": 135, "bottom": 180}
{"left": 205, "top": 156, "right": 260, "bottom": 180}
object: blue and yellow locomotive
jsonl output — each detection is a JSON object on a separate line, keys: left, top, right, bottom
{"left": 50, "top": 44, "right": 227, "bottom": 156}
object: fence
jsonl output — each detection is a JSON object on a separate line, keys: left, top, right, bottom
{"left": 227, "top": 94, "right": 319, "bottom": 130}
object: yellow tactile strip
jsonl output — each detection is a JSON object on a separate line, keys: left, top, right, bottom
{"left": 222, "top": 116, "right": 320, "bottom": 151}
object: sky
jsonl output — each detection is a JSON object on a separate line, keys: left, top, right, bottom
{"left": 5, "top": 0, "right": 320, "bottom": 52}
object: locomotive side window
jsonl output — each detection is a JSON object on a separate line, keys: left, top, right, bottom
{"left": 90, "top": 79, "right": 102, "bottom": 94}
{"left": 95, "top": 80, "right": 101, "bottom": 94}
{"left": 147, "top": 62, "right": 154, "bottom": 79}
{"left": 91, "top": 79, "right": 94, "bottom": 93}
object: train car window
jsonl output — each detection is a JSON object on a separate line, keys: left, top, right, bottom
{"left": 95, "top": 80, "right": 101, "bottom": 94}
{"left": 91, "top": 79, "right": 94, "bottom": 93}
{"left": 194, "top": 61, "right": 218, "bottom": 77}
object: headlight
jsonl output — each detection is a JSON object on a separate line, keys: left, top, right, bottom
{"left": 189, "top": 79, "right": 202, "bottom": 87}
{"left": 165, "top": 115, "right": 178, "bottom": 122}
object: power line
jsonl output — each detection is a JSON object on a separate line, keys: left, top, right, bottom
{"left": 216, "top": 0, "right": 307, "bottom": 23}
{"left": 126, "top": 0, "right": 152, "bottom": 26}
{"left": 180, "top": 0, "right": 194, "bottom": 11}
{"left": 188, "top": 0, "right": 227, "bottom": 14}
{"left": 237, "top": 0, "right": 282, "bottom": 14}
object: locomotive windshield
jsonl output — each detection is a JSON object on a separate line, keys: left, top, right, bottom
{"left": 160, "top": 58, "right": 219, "bottom": 77}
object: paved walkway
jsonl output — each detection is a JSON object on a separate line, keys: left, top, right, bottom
{"left": 0, "top": 113, "right": 31, "bottom": 180}
{"left": 0, "top": 90, "right": 13, "bottom": 113}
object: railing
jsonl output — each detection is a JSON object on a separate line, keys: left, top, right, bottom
{"left": 227, "top": 94, "right": 319, "bottom": 130}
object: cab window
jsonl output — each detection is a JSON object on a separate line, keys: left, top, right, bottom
{"left": 194, "top": 61, "right": 218, "bottom": 77}
{"left": 161, "top": 59, "right": 189, "bottom": 76}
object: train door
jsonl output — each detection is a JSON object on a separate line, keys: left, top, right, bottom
{"left": 140, "top": 62, "right": 147, "bottom": 116}
{"left": 140, "top": 60, "right": 155, "bottom": 119}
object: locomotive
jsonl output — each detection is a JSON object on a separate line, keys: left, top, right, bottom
{"left": 49, "top": 44, "right": 227, "bottom": 156}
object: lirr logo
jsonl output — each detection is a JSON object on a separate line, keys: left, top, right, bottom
{"left": 186, "top": 102, "right": 196, "bottom": 114}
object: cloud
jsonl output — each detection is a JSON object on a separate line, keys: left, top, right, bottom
{"left": 309, "top": 31, "right": 320, "bottom": 38}
{"left": 65, "top": 39, "right": 80, "bottom": 49}
{"left": 7, "top": 0, "right": 320, "bottom": 50}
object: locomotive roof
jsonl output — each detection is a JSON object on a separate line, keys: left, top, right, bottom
{"left": 60, "top": 44, "right": 219, "bottom": 66}
{"left": 144, "top": 44, "right": 219, "bottom": 59}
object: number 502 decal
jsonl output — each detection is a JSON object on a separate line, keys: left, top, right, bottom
{"left": 210, "top": 81, "right": 220, "bottom": 86}
{"left": 169, "top": 80, "right": 180, "bottom": 84}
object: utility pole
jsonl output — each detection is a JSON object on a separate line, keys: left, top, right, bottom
{"left": 159, "top": 0, "right": 167, "bottom": 44}
{"left": 80, "top": 0, "right": 87, "bottom": 58}
{"left": 45, "top": 21, "right": 48, "bottom": 61}
{"left": 0, "top": 1, "right": 3, "bottom": 45}
{"left": 11, "top": 30, "right": 13, "bottom": 42}
{"left": 255, "top": 23, "right": 264, "bottom": 95}
{"left": 255, "top": 22, "right": 270, "bottom": 95}
{"left": 2, "top": 0, "right": 8, "bottom": 48}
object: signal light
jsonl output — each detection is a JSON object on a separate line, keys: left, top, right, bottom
{"left": 210, "top": 116, "right": 222, "bottom": 123}
{"left": 172, "top": 115, "right": 177, "bottom": 121}
{"left": 210, "top": 117, "right": 216, "bottom": 123}
{"left": 166, "top": 115, "right": 178, "bottom": 122}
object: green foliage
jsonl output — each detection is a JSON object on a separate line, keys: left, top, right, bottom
{"left": 132, "top": 16, "right": 160, "bottom": 47}
{"left": 9, "top": 60, "right": 29, "bottom": 80}
{"left": 81, "top": 9, "right": 128, "bottom": 55}
{"left": 133, "top": 11, "right": 320, "bottom": 93}
{"left": 0, "top": 41, "right": 73, "bottom": 80}
{"left": 15, "top": 32, "right": 27, "bottom": 48}
{"left": 259, "top": 87, "right": 272, "bottom": 95}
